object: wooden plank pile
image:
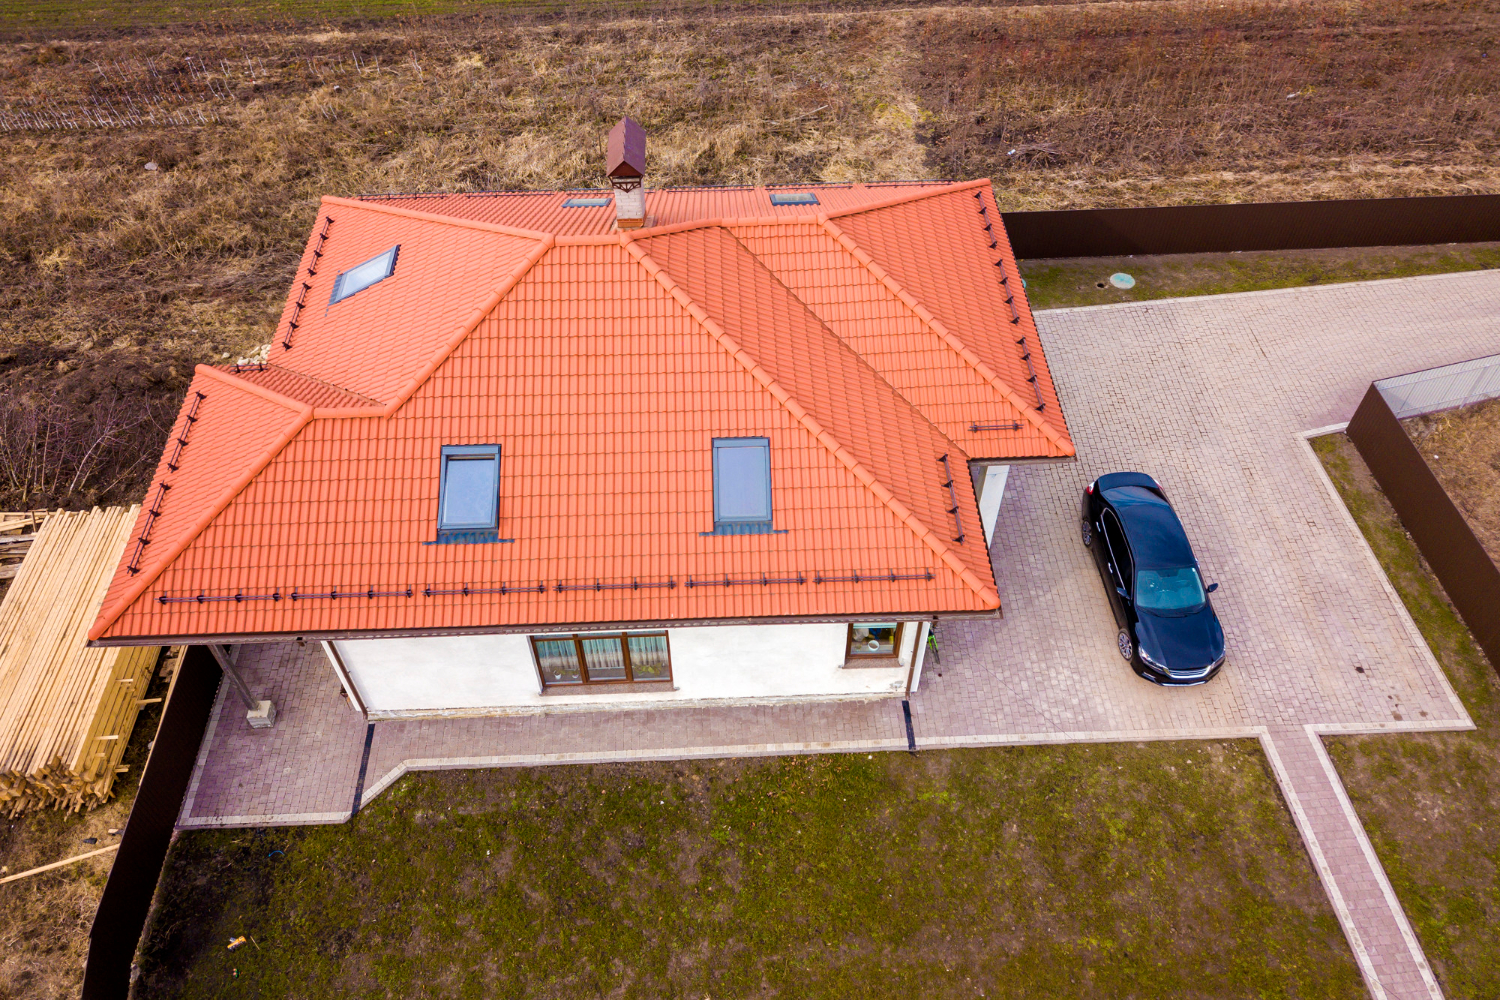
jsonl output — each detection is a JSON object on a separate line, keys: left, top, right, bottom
{"left": 0, "top": 507, "right": 162, "bottom": 816}
{"left": 0, "top": 510, "right": 50, "bottom": 582}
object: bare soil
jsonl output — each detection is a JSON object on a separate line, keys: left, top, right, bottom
{"left": 1404, "top": 397, "right": 1500, "bottom": 565}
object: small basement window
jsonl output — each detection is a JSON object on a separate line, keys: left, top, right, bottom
{"left": 563, "top": 197, "right": 612, "bottom": 207}
{"left": 438, "top": 444, "right": 500, "bottom": 532}
{"left": 711, "top": 437, "right": 773, "bottom": 533}
{"left": 330, "top": 245, "right": 399, "bottom": 304}
{"left": 769, "top": 191, "right": 819, "bottom": 206}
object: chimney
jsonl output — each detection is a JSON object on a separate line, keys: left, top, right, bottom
{"left": 606, "top": 117, "right": 647, "bottom": 229}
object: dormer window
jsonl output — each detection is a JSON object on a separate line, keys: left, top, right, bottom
{"left": 330, "top": 245, "right": 400, "bottom": 304}
{"left": 709, "top": 437, "right": 775, "bottom": 535}
{"left": 436, "top": 445, "right": 502, "bottom": 540}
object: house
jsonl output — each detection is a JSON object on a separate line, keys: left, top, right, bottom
{"left": 87, "top": 119, "right": 1074, "bottom": 723}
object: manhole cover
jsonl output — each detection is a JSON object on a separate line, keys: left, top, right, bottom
{"left": 1109, "top": 272, "right": 1136, "bottom": 289}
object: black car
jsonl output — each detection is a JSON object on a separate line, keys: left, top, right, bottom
{"left": 1080, "top": 472, "right": 1225, "bottom": 685}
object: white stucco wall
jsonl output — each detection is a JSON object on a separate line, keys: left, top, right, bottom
{"left": 332, "top": 621, "right": 920, "bottom": 718}
{"left": 979, "top": 464, "right": 1010, "bottom": 546}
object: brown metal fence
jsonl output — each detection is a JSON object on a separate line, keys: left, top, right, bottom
{"left": 82, "top": 646, "right": 221, "bottom": 1000}
{"left": 1002, "top": 193, "right": 1500, "bottom": 259}
{"left": 1346, "top": 382, "right": 1500, "bottom": 674}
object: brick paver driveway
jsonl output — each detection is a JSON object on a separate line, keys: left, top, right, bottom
{"left": 181, "top": 271, "right": 1500, "bottom": 999}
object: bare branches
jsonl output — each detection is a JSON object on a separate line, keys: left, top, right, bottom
{"left": 0, "top": 358, "right": 183, "bottom": 512}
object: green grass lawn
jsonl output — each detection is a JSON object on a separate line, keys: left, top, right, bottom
{"left": 1313, "top": 433, "right": 1500, "bottom": 999}
{"left": 139, "top": 741, "right": 1363, "bottom": 999}
{"left": 1020, "top": 243, "right": 1500, "bottom": 311}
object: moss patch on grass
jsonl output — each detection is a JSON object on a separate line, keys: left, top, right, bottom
{"left": 138, "top": 741, "right": 1362, "bottom": 999}
{"left": 1313, "top": 433, "right": 1500, "bottom": 998}
{"left": 1019, "top": 243, "right": 1500, "bottom": 311}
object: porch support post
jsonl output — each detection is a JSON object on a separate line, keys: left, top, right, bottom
{"left": 206, "top": 644, "right": 277, "bottom": 729}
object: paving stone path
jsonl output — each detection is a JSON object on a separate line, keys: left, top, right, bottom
{"left": 178, "top": 270, "right": 1500, "bottom": 999}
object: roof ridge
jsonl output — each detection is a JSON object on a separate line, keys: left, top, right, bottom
{"left": 621, "top": 234, "right": 999, "bottom": 609}
{"left": 820, "top": 178, "right": 989, "bottom": 221}
{"left": 196, "top": 363, "right": 322, "bottom": 412}
{"left": 319, "top": 194, "right": 553, "bottom": 242}
{"left": 87, "top": 379, "right": 315, "bottom": 641}
{"left": 216, "top": 363, "right": 383, "bottom": 408}
{"left": 817, "top": 214, "right": 1074, "bottom": 457}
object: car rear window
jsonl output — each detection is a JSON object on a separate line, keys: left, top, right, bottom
{"left": 1104, "top": 485, "right": 1168, "bottom": 507}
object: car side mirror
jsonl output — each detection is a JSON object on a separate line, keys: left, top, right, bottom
{"left": 1206, "top": 582, "right": 1219, "bottom": 593}
{"left": 1116, "top": 587, "right": 1128, "bottom": 599}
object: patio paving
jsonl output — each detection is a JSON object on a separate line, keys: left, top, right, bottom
{"left": 177, "top": 269, "right": 1500, "bottom": 1000}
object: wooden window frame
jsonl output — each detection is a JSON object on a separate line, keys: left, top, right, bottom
{"left": 844, "top": 622, "right": 906, "bottom": 666}
{"left": 529, "top": 632, "right": 673, "bottom": 689}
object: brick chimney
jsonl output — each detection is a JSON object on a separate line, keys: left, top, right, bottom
{"left": 606, "top": 117, "right": 647, "bottom": 229}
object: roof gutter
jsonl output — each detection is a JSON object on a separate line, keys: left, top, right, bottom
{"left": 88, "top": 607, "right": 1002, "bottom": 648}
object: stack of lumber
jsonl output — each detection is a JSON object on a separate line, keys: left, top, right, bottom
{"left": 0, "top": 507, "right": 161, "bottom": 816}
{"left": 0, "top": 510, "right": 50, "bottom": 582}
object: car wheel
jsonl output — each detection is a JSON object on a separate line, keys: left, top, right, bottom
{"left": 1117, "top": 629, "right": 1134, "bottom": 662}
{"left": 1081, "top": 517, "right": 1093, "bottom": 547}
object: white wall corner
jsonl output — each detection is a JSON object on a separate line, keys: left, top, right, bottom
{"left": 978, "top": 465, "right": 1009, "bottom": 546}
{"left": 907, "top": 621, "right": 931, "bottom": 694}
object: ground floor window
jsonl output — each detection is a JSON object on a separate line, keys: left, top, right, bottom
{"left": 531, "top": 632, "right": 673, "bottom": 687}
{"left": 845, "top": 623, "right": 904, "bottom": 662}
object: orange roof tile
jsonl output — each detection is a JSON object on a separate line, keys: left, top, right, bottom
{"left": 90, "top": 180, "right": 1074, "bottom": 644}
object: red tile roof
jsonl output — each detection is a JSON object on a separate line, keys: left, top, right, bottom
{"left": 90, "top": 180, "right": 1073, "bottom": 644}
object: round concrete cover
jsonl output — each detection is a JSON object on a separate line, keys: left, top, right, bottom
{"left": 1110, "top": 272, "right": 1136, "bottom": 289}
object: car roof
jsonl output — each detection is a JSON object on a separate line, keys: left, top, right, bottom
{"left": 1103, "top": 485, "right": 1195, "bottom": 568}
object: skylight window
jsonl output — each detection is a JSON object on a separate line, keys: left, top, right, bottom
{"left": 769, "top": 191, "right": 819, "bottom": 206}
{"left": 712, "top": 437, "right": 772, "bottom": 532}
{"left": 438, "top": 445, "right": 500, "bottom": 532}
{"left": 563, "top": 197, "right": 612, "bottom": 207}
{"left": 330, "top": 245, "right": 399, "bottom": 304}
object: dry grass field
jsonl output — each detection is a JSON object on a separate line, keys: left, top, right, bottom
{"left": 0, "top": 0, "right": 1497, "bottom": 510}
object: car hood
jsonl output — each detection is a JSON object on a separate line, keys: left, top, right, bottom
{"left": 1136, "top": 605, "right": 1224, "bottom": 672}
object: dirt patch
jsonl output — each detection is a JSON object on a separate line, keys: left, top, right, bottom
{"left": 907, "top": 0, "right": 1500, "bottom": 209}
{"left": 0, "top": 659, "right": 168, "bottom": 1000}
{"left": 1313, "top": 432, "right": 1500, "bottom": 999}
{"left": 1403, "top": 397, "right": 1500, "bottom": 565}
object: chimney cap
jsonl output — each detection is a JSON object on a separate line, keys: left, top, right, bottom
{"left": 606, "top": 117, "right": 647, "bottom": 178}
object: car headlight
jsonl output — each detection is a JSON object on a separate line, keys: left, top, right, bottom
{"left": 1138, "top": 645, "right": 1167, "bottom": 669}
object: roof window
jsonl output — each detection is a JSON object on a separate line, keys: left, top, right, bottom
{"left": 769, "top": 191, "right": 819, "bottom": 206}
{"left": 438, "top": 444, "right": 500, "bottom": 534}
{"left": 330, "top": 245, "right": 399, "bottom": 304}
{"left": 709, "top": 437, "right": 776, "bottom": 535}
{"left": 563, "top": 197, "right": 612, "bottom": 207}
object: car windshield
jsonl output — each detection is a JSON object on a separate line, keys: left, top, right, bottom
{"left": 1135, "top": 566, "right": 1206, "bottom": 613}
